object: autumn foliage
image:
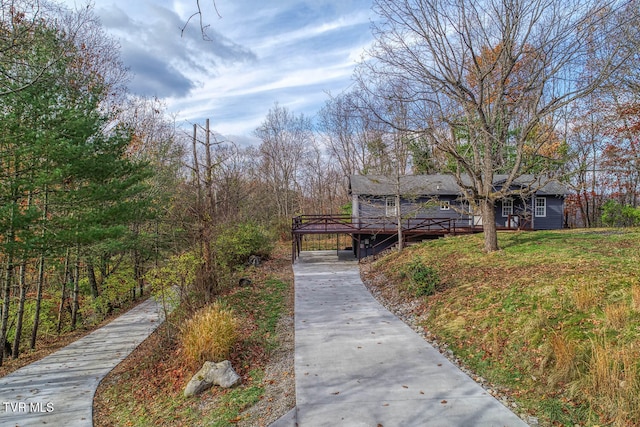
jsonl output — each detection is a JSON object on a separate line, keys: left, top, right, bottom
{"left": 465, "top": 42, "right": 543, "bottom": 107}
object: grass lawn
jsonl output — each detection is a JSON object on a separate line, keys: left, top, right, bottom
{"left": 372, "top": 228, "right": 640, "bottom": 426}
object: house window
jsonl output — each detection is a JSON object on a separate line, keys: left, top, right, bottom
{"left": 440, "top": 201, "right": 450, "bottom": 211}
{"left": 385, "top": 197, "right": 398, "bottom": 217}
{"left": 502, "top": 199, "right": 513, "bottom": 217}
{"left": 535, "top": 197, "right": 547, "bottom": 217}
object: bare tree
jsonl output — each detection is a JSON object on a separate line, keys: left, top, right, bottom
{"left": 300, "top": 139, "right": 344, "bottom": 215}
{"left": 56, "top": 3, "right": 130, "bottom": 112}
{"left": 212, "top": 144, "right": 254, "bottom": 222}
{"left": 318, "top": 91, "right": 387, "bottom": 179}
{"left": 187, "top": 119, "right": 229, "bottom": 299}
{"left": 254, "top": 103, "right": 313, "bottom": 218}
{"left": 359, "top": 0, "right": 636, "bottom": 251}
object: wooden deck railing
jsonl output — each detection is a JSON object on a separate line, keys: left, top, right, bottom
{"left": 291, "top": 215, "right": 465, "bottom": 234}
{"left": 291, "top": 214, "right": 475, "bottom": 261}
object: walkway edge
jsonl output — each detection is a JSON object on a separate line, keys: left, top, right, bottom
{"left": 0, "top": 296, "right": 170, "bottom": 427}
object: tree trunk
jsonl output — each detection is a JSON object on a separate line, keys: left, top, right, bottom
{"left": 482, "top": 198, "right": 499, "bottom": 252}
{"left": 0, "top": 203, "right": 16, "bottom": 366}
{"left": 30, "top": 253, "right": 46, "bottom": 350}
{"left": 396, "top": 193, "right": 403, "bottom": 252}
{"left": 71, "top": 246, "right": 81, "bottom": 329}
{"left": 0, "top": 253, "right": 14, "bottom": 366}
{"left": 87, "top": 261, "right": 99, "bottom": 299}
{"left": 31, "top": 187, "right": 48, "bottom": 350}
{"left": 56, "top": 249, "right": 71, "bottom": 333}
{"left": 12, "top": 262, "right": 28, "bottom": 358}
{"left": 13, "top": 192, "right": 35, "bottom": 358}
{"left": 134, "top": 250, "right": 144, "bottom": 298}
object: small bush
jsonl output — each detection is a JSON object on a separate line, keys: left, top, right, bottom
{"left": 80, "top": 270, "right": 136, "bottom": 325}
{"left": 7, "top": 299, "right": 57, "bottom": 346}
{"left": 215, "top": 221, "right": 274, "bottom": 268}
{"left": 601, "top": 200, "right": 640, "bottom": 227}
{"left": 145, "top": 251, "right": 201, "bottom": 313}
{"left": 181, "top": 302, "right": 239, "bottom": 366}
{"left": 403, "top": 257, "right": 439, "bottom": 297}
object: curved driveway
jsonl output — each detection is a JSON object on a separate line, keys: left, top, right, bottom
{"left": 0, "top": 297, "right": 167, "bottom": 427}
{"left": 281, "top": 251, "right": 528, "bottom": 427}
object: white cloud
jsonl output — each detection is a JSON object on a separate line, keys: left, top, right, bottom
{"left": 58, "top": 0, "right": 376, "bottom": 139}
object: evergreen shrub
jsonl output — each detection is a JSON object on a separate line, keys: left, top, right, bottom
{"left": 215, "top": 221, "right": 273, "bottom": 268}
{"left": 403, "top": 257, "right": 439, "bottom": 297}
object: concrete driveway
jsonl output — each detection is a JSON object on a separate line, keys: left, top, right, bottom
{"left": 0, "top": 297, "right": 167, "bottom": 427}
{"left": 275, "top": 250, "right": 528, "bottom": 427}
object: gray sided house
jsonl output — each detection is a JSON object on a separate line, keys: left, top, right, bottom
{"left": 349, "top": 174, "right": 569, "bottom": 256}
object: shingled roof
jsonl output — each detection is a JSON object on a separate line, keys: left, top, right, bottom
{"left": 349, "top": 174, "right": 570, "bottom": 197}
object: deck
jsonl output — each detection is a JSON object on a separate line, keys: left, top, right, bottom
{"left": 291, "top": 215, "right": 481, "bottom": 261}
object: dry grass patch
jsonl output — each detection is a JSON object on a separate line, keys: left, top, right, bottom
{"left": 604, "top": 302, "right": 629, "bottom": 330}
{"left": 582, "top": 340, "right": 640, "bottom": 426}
{"left": 631, "top": 285, "right": 640, "bottom": 312}
{"left": 181, "top": 302, "right": 239, "bottom": 367}
{"left": 572, "top": 283, "right": 598, "bottom": 311}
{"left": 545, "top": 332, "right": 580, "bottom": 387}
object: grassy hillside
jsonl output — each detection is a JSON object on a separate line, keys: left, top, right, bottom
{"left": 371, "top": 229, "right": 640, "bottom": 426}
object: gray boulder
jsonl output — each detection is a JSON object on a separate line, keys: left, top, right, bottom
{"left": 184, "top": 360, "right": 241, "bottom": 397}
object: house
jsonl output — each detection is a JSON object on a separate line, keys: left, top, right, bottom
{"left": 348, "top": 174, "right": 569, "bottom": 256}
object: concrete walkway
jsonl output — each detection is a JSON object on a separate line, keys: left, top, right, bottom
{"left": 275, "top": 251, "right": 528, "bottom": 427}
{"left": 0, "top": 297, "right": 167, "bottom": 427}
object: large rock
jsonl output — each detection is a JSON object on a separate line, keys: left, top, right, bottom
{"left": 184, "top": 360, "right": 241, "bottom": 397}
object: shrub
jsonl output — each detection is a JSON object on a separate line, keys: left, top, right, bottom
{"left": 7, "top": 299, "right": 57, "bottom": 346}
{"left": 79, "top": 269, "right": 136, "bottom": 325}
{"left": 215, "top": 221, "right": 273, "bottom": 268}
{"left": 98, "top": 270, "right": 136, "bottom": 312}
{"left": 271, "top": 217, "right": 292, "bottom": 241}
{"left": 403, "top": 257, "right": 439, "bottom": 297}
{"left": 145, "top": 251, "right": 201, "bottom": 312}
{"left": 601, "top": 200, "right": 640, "bottom": 227}
{"left": 181, "top": 302, "right": 239, "bottom": 366}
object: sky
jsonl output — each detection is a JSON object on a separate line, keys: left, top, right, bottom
{"left": 60, "top": 0, "right": 376, "bottom": 145}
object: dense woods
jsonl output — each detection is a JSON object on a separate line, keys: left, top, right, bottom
{"left": 2, "top": 0, "right": 640, "bottom": 363}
